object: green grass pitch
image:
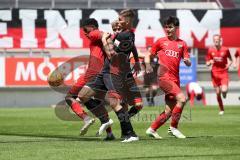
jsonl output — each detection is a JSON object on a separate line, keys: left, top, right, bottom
{"left": 0, "top": 105, "right": 240, "bottom": 160}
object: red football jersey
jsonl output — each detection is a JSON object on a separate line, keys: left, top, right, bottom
{"left": 206, "top": 46, "right": 231, "bottom": 72}
{"left": 151, "top": 37, "right": 189, "bottom": 81}
{"left": 86, "top": 29, "right": 106, "bottom": 77}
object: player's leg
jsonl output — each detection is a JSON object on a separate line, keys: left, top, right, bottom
{"left": 105, "top": 74, "right": 139, "bottom": 142}
{"left": 151, "top": 84, "right": 158, "bottom": 106}
{"left": 212, "top": 72, "right": 224, "bottom": 115}
{"left": 79, "top": 75, "right": 114, "bottom": 137}
{"left": 146, "top": 95, "right": 173, "bottom": 139}
{"left": 221, "top": 74, "right": 229, "bottom": 99}
{"left": 65, "top": 76, "right": 94, "bottom": 133}
{"left": 215, "top": 86, "right": 224, "bottom": 115}
{"left": 158, "top": 79, "right": 187, "bottom": 139}
{"left": 124, "top": 75, "right": 144, "bottom": 118}
{"left": 221, "top": 85, "right": 228, "bottom": 99}
{"left": 92, "top": 92, "right": 115, "bottom": 140}
{"left": 169, "top": 92, "right": 187, "bottom": 138}
{"left": 144, "top": 73, "right": 151, "bottom": 105}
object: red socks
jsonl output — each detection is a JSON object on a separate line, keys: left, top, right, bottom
{"left": 171, "top": 105, "right": 183, "bottom": 128}
{"left": 71, "top": 101, "right": 88, "bottom": 119}
{"left": 217, "top": 95, "right": 224, "bottom": 111}
{"left": 151, "top": 111, "right": 171, "bottom": 131}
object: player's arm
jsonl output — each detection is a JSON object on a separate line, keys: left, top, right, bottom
{"left": 235, "top": 56, "right": 239, "bottom": 69}
{"left": 234, "top": 50, "right": 239, "bottom": 69}
{"left": 145, "top": 40, "right": 160, "bottom": 73}
{"left": 225, "top": 49, "right": 233, "bottom": 70}
{"left": 206, "top": 49, "right": 213, "bottom": 67}
{"left": 132, "top": 45, "right": 141, "bottom": 75}
{"left": 101, "top": 32, "right": 116, "bottom": 59}
{"left": 183, "top": 58, "right": 191, "bottom": 67}
{"left": 182, "top": 42, "right": 191, "bottom": 67}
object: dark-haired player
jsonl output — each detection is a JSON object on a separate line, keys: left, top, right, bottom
{"left": 65, "top": 18, "right": 114, "bottom": 140}
{"left": 146, "top": 16, "right": 191, "bottom": 139}
{"left": 206, "top": 34, "right": 232, "bottom": 115}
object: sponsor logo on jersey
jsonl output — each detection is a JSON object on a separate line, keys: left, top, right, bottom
{"left": 165, "top": 50, "right": 179, "bottom": 58}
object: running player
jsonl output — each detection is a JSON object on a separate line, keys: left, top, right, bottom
{"left": 186, "top": 82, "right": 206, "bottom": 107}
{"left": 206, "top": 34, "right": 232, "bottom": 115}
{"left": 145, "top": 16, "right": 191, "bottom": 139}
{"left": 65, "top": 18, "right": 114, "bottom": 140}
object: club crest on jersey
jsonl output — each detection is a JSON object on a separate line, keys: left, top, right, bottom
{"left": 163, "top": 42, "right": 168, "bottom": 46}
{"left": 177, "top": 44, "right": 183, "bottom": 49}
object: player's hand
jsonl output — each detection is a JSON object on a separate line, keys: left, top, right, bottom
{"left": 145, "top": 63, "right": 153, "bottom": 73}
{"left": 102, "top": 32, "right": 111, "bottom": 40}
{"left": 206, "top": 60, "right": 214, "bottom": 66}
{"left": 183, "top": 58, "right": 191, "bottom": 67}
{"left": 132, "top": 62, "right": 141, "bottom": 76}
{"left": 233, "top": 63, "right": 238, "bottom": 69}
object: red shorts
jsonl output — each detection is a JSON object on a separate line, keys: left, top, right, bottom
{"left": 158, "top": 78, "right": 181, "bottom": 97}
{"left": 211, "top": 71, "right": 229, "bottom": 87}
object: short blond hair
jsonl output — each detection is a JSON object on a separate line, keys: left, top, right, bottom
{"left": 119, "top": 9, "right": 135, "bottom": 19}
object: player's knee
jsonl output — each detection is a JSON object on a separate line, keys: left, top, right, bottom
{"left": 165, "top": 107, "right": 172, "bottom": 115}
{"left": 78, "top": 93, "right": 88, "bottom": 103}
{"left": 65, "top": 94, "right": 75, "bottom": 106}
{"left": 177, "top": 94, "right": 186, "bottom": 106}
{"left": 134, "top": 98, "right": 143, "bottom": 110}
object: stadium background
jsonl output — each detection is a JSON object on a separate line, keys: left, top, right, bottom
{"left": 0, "top": 0, "right": 239, "bottom": 107}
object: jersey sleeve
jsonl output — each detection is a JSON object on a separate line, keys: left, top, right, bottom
{"left": 182, "top": 41, "right": 190, "bottom": 59}
{"left": 88, "top": 30, "right": 102, "bottom": 42}
{"left": 151, "top": 39, "right": 161, "bottom": 56}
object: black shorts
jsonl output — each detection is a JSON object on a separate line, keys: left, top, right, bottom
{"left": 86, "top": 72, "right": 142, "bottom": 104}
{"left": 122, "top": 73, "right": 142, "bottom": 105}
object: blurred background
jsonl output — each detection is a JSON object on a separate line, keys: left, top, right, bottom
{"left": 0, "top": 0, "right": 239, "bottom": 107}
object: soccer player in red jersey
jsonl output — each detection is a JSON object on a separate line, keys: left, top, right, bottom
{"left": 186, "top": 82, "right": 206, "bottom": 107}
{"left": 234, "top": 48, "right": 240, "bottom": 79}
{"left": 145, "top": 16, "right": 191, "bottom": 139}
{"left": 206, "top": 34, "right": 232, "bottom": 115}
{"left": 65, "top": 18, "right": 114, "bottom": 140}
